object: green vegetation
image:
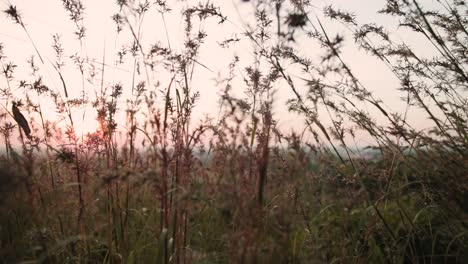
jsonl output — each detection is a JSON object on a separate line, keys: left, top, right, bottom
{"left": 0, "top": 0, "right": 467, "bottom": 263}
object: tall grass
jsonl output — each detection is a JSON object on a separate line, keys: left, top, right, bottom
{"left": 0, "top": 0, "right": 467, "bottom": 263}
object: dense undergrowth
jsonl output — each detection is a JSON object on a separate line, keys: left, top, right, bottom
{"left": 1, "top": 0, "right": 467, "bottom": 263}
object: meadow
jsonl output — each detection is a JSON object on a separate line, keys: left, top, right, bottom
{"left": 0, "top": 0, "right": 467, "bottom": 263}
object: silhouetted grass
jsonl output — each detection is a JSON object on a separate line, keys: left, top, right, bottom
{"left": 0, "top": 0, "right": 467, "bottom": 263}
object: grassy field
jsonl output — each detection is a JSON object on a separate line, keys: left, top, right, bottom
{"left": 1, "top": 139, "right": 467, "bottom": 263}
{"left": 1, "top": 0, "right": 467, "bottom": 263}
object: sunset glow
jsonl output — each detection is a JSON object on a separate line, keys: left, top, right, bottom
{"left": 1, "top": 1, "right": 467, "bottom": 262}
{"left": 1, "top": 0, "right": 450, "bottom": 147}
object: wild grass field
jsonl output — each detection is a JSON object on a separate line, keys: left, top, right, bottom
{"left": 0, "top": 0, "right": 467, "bottom": 263}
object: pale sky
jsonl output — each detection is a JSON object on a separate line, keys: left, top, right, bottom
{"left": 0, "top": 0, "right": 444, "bottom": 147}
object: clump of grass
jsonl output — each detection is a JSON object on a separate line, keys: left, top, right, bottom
{"left": 0, "top": 0, "right": 467, "bottom": 263}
